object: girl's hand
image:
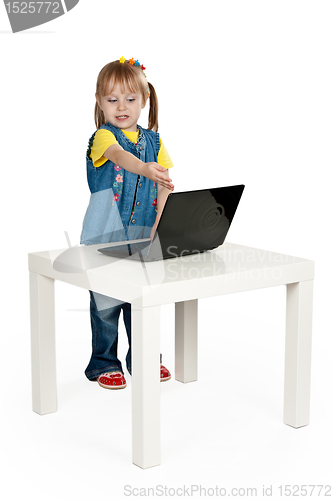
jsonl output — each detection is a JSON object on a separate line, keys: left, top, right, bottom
{"left": 104, "top": 145, "right": 174, "bottom": 190}
{"left": 143, "top": 163, "right": 174, "bottom": 191}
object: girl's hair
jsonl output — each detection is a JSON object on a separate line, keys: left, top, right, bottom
{"left": 94, "top": 60, "right": 159, "bottom": 132}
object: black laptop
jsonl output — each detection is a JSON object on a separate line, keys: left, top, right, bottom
{"left": 98, "top": 185, "right": 245, "bottom": 262}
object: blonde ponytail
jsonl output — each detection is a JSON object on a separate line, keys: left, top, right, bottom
{"left": 148, "top": 82, "right": 159, "bottom": 132}
{"left": 94, "top": 101, "right": 105, "bottom": 129}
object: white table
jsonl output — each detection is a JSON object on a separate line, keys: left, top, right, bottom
{"left": 28, "top": 241, "right": 314, "bottom": 469}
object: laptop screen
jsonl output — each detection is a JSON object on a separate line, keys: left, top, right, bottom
{"left": 150, "top": 185, "right": 245, "bottom": 260}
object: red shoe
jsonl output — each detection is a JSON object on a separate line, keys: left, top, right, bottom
{"left": 160, "top": 365, "right": 171, "bottom": 382}
{"left": 97, "top": 371, "right": 127, "bottom": 389}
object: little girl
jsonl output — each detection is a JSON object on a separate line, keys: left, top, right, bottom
{"left": 80, "top": 57, "right": 174, "bottom": 389}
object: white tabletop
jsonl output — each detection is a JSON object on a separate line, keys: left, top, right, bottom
{"left": 28, "top": 241, "right": 314, "bottom": 307}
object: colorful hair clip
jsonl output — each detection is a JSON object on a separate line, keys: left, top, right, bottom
{"left": 118, "top": 57, "right": 147, "bottom": 75}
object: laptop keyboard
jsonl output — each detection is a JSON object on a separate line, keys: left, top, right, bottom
{"left": 103, "top": 241, "right": 151, "bottom": 257}
{"left": 127, "top": 241, "right": 151, "bottom": 255}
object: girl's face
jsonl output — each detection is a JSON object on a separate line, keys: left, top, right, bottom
{"left": 96, "top": 83, "right": 148, "bottom": 132}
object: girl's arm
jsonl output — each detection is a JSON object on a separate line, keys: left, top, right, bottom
{"left": 104, "top": 143, "right": 174, "bottom": 191}
{"left": 150, "top": 172, "right": 172, "bottom": 240}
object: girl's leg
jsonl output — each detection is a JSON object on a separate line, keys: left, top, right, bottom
{"left": 85, "top": 291, "right": 124, "bottom": 380}
{"left": 122, "top": 301, "right": 132, "bottom": 375}
{"left": 122, "top": 303, "right": 167, "bottom": 377}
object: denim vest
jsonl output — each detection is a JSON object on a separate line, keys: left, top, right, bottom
{"left": 80, "top": 123, "right": 159, "bottom": 244}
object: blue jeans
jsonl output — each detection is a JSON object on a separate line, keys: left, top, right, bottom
{"left": 85, "top": 291, "right": 132, "bottom": 380}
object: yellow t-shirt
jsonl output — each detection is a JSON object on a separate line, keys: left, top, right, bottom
{"left": 90, "top": 129, "right": 174, "bottom": 169}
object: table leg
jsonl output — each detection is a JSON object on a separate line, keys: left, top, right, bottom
{"left": 175, "top": 299, "right": 198, "bottom": 383}
{"left": 29, "top": 272, "right": 57, "bottom": 415}
{"left": 284, "top": 280, "right": 313, "bottom": 428}
{"left": 132, "top": 304, "right": 161, "bottom": 468}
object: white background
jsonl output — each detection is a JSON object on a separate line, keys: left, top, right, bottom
{"left": 1, "top": 1, "right": 332, "bottom": 498}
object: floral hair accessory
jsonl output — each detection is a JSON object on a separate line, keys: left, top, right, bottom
{"left": 118, "top": 57, "right": 146, "bottom": 75}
